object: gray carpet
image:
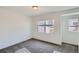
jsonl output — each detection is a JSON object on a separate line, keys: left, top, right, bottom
{"left": 0, "top": 39, "right": 78, "bottom": 53}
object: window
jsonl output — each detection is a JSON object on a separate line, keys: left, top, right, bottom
{"left": 68, "top": 19, "right": 79, "bottom": 32}
{"left": 37, "top": 20, "right": 54, "bottom": 33}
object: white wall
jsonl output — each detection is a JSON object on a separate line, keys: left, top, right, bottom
{"left": 61, "top": 8, "right": 79, "bottom": 45}
{"left": 32, "top": 13, "right": 62, "bottom": 45}
{"left": 0, "top": 9, "right": 32, "bottom": 49}
{"left": 61, "top": 15, "right": 79, "bottom": 45}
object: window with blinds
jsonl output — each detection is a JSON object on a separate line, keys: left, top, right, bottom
{"left": 37, "top": 20, "right": 55, "bottom": 33}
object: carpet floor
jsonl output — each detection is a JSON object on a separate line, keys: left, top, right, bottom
{"left": 0, "top": 39, "right": 78, "bottom": 53}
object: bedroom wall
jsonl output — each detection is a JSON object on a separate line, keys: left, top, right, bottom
{"left": 61, "top": 15, "right": 79, "bottom": 45}
{"left": 61, "top": 8, "right": 79, "bottom": 45}
{"left": 31, "top": 12, "right": 62, "bottom": 45}
{"left": 0, "top": 8, "right": 32, "bottom": 49}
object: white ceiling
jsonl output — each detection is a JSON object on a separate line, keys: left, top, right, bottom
{"left": 0, "top": 6, "right": 78, "bottom": 16}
